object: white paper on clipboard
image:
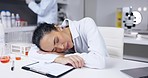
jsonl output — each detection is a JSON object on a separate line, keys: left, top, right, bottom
{"left": 22, "top": 62, "right": 74, "bottom": 77}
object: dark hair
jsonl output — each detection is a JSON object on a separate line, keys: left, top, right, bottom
{"left": 32, "top": 23, "right": 57, "bottom": 51}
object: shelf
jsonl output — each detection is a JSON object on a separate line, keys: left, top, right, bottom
{"left": 124, "top": 55, "right": 148, "bottom": 63}
{"left": 124, "top": 37, "right": 148, "bottom": 45}
{"left": 4, "top": 26, "right": 36, "bottom": 33}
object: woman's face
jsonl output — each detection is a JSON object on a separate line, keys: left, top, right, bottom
{"left": 40, "top": 27, "right": 73, "bottom": 53}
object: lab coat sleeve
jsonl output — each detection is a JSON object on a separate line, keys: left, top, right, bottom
{"left": 74, "top": 17, "right": 108, "bottom": 69}
{"left": 28, "top": 0, "right": 56, "bottom": 16}
{"left": 28, "top": 46, "right": 59, "bottom": 62}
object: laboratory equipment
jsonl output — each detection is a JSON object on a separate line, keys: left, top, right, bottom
{"left": 11, "top": 43, "right": 33, "bottom": 56}
{"left": 11, "top": 13, "right": 16, "bottom": 27}
{"left": 0, "top": 18, "right": 11, "bottom": 63}
{"left": 0, "top": 56, "right": 10, "bottom": 63}
{"left": 1, "top": 11, "right": 7, "bottom": 28}
{"left": 16, "top": 14, "right": 20, "bottom": 27}
{"left": 6, "top": 11, "right": 11, "bottom": 28}
{"left": 123, "top": 11, "right": 136, "bottom": 34}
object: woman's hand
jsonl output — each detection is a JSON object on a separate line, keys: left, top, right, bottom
{"left": 54, "top": 55, "right": 85, "bottom": 68}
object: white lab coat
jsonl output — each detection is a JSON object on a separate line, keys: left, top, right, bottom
{"left": 29, "top": 17, "right": 108, "bottom": 69}
{"left": 28, "top": 0, "right": 58, "bottom": 24}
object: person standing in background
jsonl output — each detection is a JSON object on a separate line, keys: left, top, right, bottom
{"left": 25, "top": 0, "right": 58, "bottom": 24}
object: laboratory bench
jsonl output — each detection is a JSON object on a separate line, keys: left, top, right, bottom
{"left": 124, "top": 36, "right": 148, "bottom": 63}
{"left": 0, "top": 57, "right": 148, "bottom": 78}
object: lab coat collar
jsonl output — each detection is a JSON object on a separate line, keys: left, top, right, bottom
{"left": 61, "top": 19, "right": 79, "bottom": 40}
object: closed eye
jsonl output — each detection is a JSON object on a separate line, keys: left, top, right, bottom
{"left": 52, "top": 37, "right": 59, "bottom": 52}
{"left": 52, "top": 48, "right": 55, "bottom": 52}
{"left": 55, "top": 37, "right": 59, "bottom": 43}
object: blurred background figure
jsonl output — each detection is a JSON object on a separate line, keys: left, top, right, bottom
{"left": 25, "top": 0, "right": 58, "bottom": 24}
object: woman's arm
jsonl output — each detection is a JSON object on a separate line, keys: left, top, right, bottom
{"left": 75, "top": 17, "right": 108, "bottom": 69}
{"left": 85, "top": 18, "right": 108, "bottom": 69}
{"left": 28, "top": 46, "right": 60, "bottom": 62}
{"left": 29, "top": 46, "right": 84, "bottom": 68}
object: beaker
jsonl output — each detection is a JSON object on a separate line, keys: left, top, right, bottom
{"left": 15, "top": 52, "right": 21, "bottom": 60}
{"left": 0, "top": 47, "right": 10, "bottom": 63}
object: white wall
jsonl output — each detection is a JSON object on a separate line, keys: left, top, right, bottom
{"left": 98, "top": 0, "right": 148, "bottom": 30}
{"left": 85, "top": 0, "right": 148, "bottom": 31}
{"left": 66, "top": 0, "right": 84, "bottom": 21}
{"left": 84, "top": 0, "right": 97, "bottom": 22}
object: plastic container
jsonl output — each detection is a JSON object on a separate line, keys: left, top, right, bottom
{"left": 1, "top": 11, "right": 7, "bottom": 28}
{"left": 0, "top": 13, "right": 2, "bottom": 23}
{"left": 16, "top": 14, "right": 20, "bottom": 27}
{"left": 11, "top": 13, "right": 16, "bottom": 27}
{"left": 6, "top": 11, "right": 11, "bottom": 28}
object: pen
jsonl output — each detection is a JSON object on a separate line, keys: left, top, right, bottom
{"left": 11, "top": 60, "right": 15, "bottom": 71}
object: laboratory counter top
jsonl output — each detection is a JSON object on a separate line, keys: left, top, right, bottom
{"left": 0, "top": 57, "right": 148, "bottom": 78}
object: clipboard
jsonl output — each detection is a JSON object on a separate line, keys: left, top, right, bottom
{"left": 21, "top": 62, "right": 75, "bottom": 78}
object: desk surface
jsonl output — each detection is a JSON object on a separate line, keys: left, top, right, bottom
{"left": 0, "top": 57, "right": 148, "bottom": 78}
